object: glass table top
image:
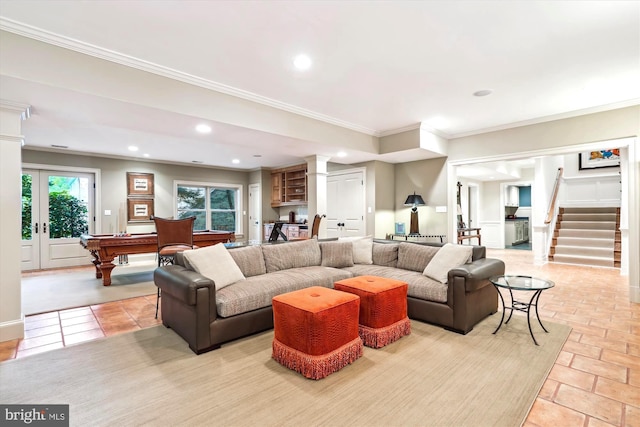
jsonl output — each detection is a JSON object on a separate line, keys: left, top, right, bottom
{"left": 489, "top": 275, "right": 555, "bottom": 291}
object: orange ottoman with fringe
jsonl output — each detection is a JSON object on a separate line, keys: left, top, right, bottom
{"left": 334, "top": 275, "right": 411, "bottom": 348}
{"left": 272, "top": 286, "right": 362, "bottom": 380}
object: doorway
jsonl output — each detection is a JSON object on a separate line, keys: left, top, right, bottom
{"left": 21, "top": 169, "right": 95, "bottom": 270}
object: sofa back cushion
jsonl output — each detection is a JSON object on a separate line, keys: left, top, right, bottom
{"left": 372, "top": 242, "right": 399, "bottom": 267}
{"left": 320, "top": 241, "right": 354, "bottom": 268}
{"left": 397, "top": 242, "right": 440, "bottom": 272}
{"left": 228, "top": 245, "right": 266, "bottom": 277}
{"left": 338, "top": 236, "right": 373, "bottom": 264}
{"left": 262, "top": 239, "right": 322, "bottom": 273}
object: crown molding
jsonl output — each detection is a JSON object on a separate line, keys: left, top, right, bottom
{"left": 450, "top": 99, "right": 640, "bottom": 139}
{"left": 0, "top": 18, "right": 379, "bottom": 137}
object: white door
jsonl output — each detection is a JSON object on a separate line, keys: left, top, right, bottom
{"left": 22, "top": 169, "right": 94, "bottom": 270}
{"left": 248, "top": 183, "right": 261, "bottom": 244}
{"left": 326, "top": 170, "right": 365, "bottom": 238}
{"left": 468, "top": 185, "right": 479, "bottom": 229}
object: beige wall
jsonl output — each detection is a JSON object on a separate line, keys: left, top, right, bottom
{"left": 394, "top": 157, "right": 448, "bottom": 236}
{"left": 22, "top": 150, "right": 251, "bottom": 237}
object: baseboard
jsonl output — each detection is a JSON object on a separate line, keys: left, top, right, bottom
{"left": 0, "top": 315, "right": 25, "bottom": 342}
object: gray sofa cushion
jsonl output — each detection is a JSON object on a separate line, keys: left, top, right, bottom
{"left": 216, "top": 266, "right": 353, "bottom": 317}
{"left": 228, "top": 245, "right": 266, "bottom": 277}
{"left": 343, "top": 265, "right": 447, "bottom": 303}
{"left": 397, "top": 242, "right": 440, "bottom": 272}
{"left": 261, "top": 239, "right": 322, "bottom": 273}
{"left": 372, "top": 242, "right": 399, "bottom": 267}
{"left": 320, "top": 241, "right": 354, "bottom": 268}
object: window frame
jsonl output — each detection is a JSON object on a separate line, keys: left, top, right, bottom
{"left": 173, "top": 180, "right": 243, "bottom": 235}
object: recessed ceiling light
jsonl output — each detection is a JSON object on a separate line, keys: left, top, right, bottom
{"left": 143, "top": 153, "right": 150, "bottom": 158}
{"left": 195, "top": 124, "right": 212, "bottom": 134}
{"left": 336, "top": 151, "right": 347, "bottom": 158}
{"left": 253, "top": 154, "right": 262, "bottom": 158}
{"left": 232, "top": 159, "right": 240, "bottom": 164}
{"left": 293, "top": 54, "right": 312, "bottom": 71}
{"left": 473, "top": 89, "right": 493, "bottom": 97}
{"left": 128, "top": 146, "right": 139, "bottom": 152}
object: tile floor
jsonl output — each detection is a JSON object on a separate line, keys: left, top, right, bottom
{"left": 1, "top": 249, "right": 638, "bottom": 426}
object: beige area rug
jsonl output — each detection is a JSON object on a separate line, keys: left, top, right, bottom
{"left": 21, "top": 261, "right": 157, "bottom": 315}
{"left": 0, "top": 316, "right": 570, "bottom": 427}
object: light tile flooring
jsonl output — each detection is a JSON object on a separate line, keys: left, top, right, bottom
{"left": 1, "top": 249, "right": 638, "bottom": 426}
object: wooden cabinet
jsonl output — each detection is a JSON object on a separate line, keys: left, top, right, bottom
{"left": 271, "top": 164, "right": 307, "bottom": 207}
{"left": 505, "top": 185, "right": 519, "bottom": 207}
{"left": 271, "top": 172, "right": 283, "bottom": 206}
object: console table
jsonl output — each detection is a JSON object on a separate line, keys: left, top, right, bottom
{"left": 457, "top": 227, "right": 481, "bottom": 245}
{"left": 389, "top": 234, "right": 446, "bottom": 243}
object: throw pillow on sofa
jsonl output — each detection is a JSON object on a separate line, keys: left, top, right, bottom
{"left": 319, "top": 241, "right": 355, "bottom": 268}
{"left": 261, "top": 239, "right": 322, "bottom": 273}
{"left": 183, "top": 243, "right": 246, "bottom": 290}
{"left": 338, "top": 236, "right": 373, "bottom": 264}
{"left": 228, "top": 245, "right": 266, "bottom": 277}
{"left": 422, "top": 243, "right": 473, "bottom": 284}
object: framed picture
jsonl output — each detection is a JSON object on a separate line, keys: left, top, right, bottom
{"left": 127, "top": 198, "right": 154, "bottom": 222}
{"left": 127, "top": 172, "right": 154, "bottom": 196}
{"left": 395, "top": 222, "right": 406, "bottom": 235}
{"left": 578, "top": 149, "right": 620, "bottom": 170}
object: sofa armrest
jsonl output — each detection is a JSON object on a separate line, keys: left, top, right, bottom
{"left": 448, "top": 258, "right": 506, "bottom": 292}
{"left": 154, "top": 265, "right": 216, "bottom": 307}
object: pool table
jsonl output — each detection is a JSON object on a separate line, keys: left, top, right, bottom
{"left": 79, "top": 231, "right": 235, "bottom": 286}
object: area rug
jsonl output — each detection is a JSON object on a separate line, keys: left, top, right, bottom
{"left": 21, "top": 261, "right": 157, "bottom": 315}
{"left": 0, "top": 316, "right": 570, "bottom": 426}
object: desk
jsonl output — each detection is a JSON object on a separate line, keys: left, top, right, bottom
{"left": 457, "top": 228, "right": 481, "bottom": 245}
{"left": 80, "top": 231, "right": 235, "bottom": 286}
{"left": 490, "top": 275, "right": 555, "bottom": 345}
{"left": 389, "top": 234, "right": 446, "bottom": 243}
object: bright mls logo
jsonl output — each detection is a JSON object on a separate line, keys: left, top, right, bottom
{"left": 1, "top": 405, "right": 68, "bottom": 426}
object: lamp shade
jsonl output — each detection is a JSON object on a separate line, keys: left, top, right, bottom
{"left": 404, "top": 192, "right": 426, "bottom": 206}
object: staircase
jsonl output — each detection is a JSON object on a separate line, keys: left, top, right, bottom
{"left": 549, "top": 207, "right": 620, "bottom": 268}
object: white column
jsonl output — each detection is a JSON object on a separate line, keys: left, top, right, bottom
{"left": 304, "top": 155, "right": 330, "bottom": 238}
{"left": 0, "top": 101, "right": 30, "bottom": 342}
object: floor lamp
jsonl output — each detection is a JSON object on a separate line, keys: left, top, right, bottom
{"left": 404, "top": 192, "right": 426, "bottom": 235}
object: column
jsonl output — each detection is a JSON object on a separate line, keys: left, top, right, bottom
{"left": 0, "top": 101, "right": 30, "bottom": 342}
{"left": 304, "top": 155, "right": 330, "bottom": 238}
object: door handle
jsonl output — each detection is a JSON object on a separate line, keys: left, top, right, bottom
{"left": 43, "top": 223, "right": 47, "bottom": 233}
{"left": 35, "top": 223, "right": 38, "bottom": 233}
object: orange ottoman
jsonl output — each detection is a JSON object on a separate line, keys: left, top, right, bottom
{"left": 334, "top": 275, "right": 411, "bottom": 348}
{"left": 272, "top": 286, "right": 363, "bottom": 380}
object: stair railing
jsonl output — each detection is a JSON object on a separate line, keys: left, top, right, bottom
{"left": 544, "top": 167, "right": 564, "bottom": 224}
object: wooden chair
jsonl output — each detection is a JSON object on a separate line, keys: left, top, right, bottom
{"left": 311, "top": 214, "right": 325, "bottom": 238}
{"left": 152, "top": 215, "right": 198, "bottom": 318}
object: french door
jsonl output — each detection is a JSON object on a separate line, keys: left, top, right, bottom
{"left": 21, "top": 169, "right": 94, "bottom": 270}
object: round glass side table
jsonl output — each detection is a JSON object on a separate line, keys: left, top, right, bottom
{"left": 489, "top": 275, "right": 555, "bottom": 345}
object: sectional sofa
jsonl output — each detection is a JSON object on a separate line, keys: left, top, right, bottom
{"left": 154, "top": 238, "right": 505, "bottom": 354}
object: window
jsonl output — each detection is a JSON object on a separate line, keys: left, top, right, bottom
{"left": 175, "top": 181, "right": 242, "bottom": 234}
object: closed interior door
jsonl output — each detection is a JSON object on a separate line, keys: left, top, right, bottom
{"left": 248, "top": 183, "right": 261, "bottom": 244}
{"left": 22, "top": 169, "right": 94, "bottom": 270}
{"left": 326, "top": 170, "right": 365, "bottom": 238}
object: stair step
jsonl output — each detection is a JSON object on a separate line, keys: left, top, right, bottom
{"left": 557, "top": 229, "right": 615, "bottom": 239}
{"left": 554, "top": 245, "right": 613, "bottom": 258}
{"left": 558, "top": 221, "right": 616, "bottom": 230}
{"left": 551, "top": 254, "right": 614, "bottom": 268}
{"left": 556, "top": 237, "right": 614, "bottom": 248}
{"left": 561, "top": 207, "right": 618, "bottom": 214}
{"left": 561, "top": 213, "right": 618, "bottom": 222}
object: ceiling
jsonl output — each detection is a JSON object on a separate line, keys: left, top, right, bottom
{"left": 1, "top": 1, "right": 639, "bottom": 172}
